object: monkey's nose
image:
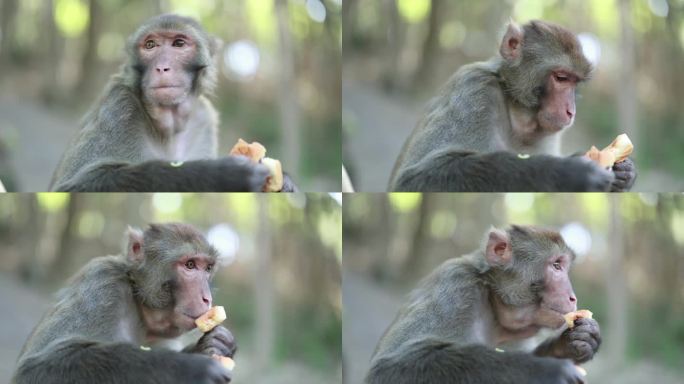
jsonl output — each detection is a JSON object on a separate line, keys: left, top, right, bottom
{"left": 566, "top": 109, "right": 574, "bottom": 119}
{"left": 156, "top": 66, "right": 171, "bottom": 73}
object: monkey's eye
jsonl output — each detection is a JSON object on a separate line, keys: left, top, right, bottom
{"left": 554, "top": 73, "right": 569, "bottom": 82}
{"left": 185, "top": 260, "right": 196, "bottom": 269}
{"left": 206, "top": 263, "right": 214, "bottom": 272}
{"left": 172, "top": 39, "right": 186, "bottom": 47}
{"left": 144, "top": 40, "right": 156, "bottom": 50}
{"left": 552, "top": 261, "right": 562, "bottom": 271}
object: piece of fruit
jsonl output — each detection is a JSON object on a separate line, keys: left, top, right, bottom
{"left": 575, "top": 365, "right": 587, "bottom": 376}
{"left": 563, "top": 309, "right": 593, "bottom": 328}
{"left": 229, "top": 138, "right": 266, "bottom": 163}
{"left": 195, "top": 306, "right": 227, "bottom": 333}
{"left": 228, "top": 138, "right": 284, "bottom": 192}
{"left": 261, "top": 157, "right": 283, "bottom": 192}
{"left": 585, "top": 133, "right": 633, "bottom": 169}
{"left": 212, "top": 355, "right": 235, "bottom": 371}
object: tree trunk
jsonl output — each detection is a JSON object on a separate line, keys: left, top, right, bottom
{"left": 0, "top": 0, "right": 19, "bottom": 67}
{"left": 274, "top": 0, "right": 301, "bottom": 178}
{"left": 605, "top": 195, "right": 628, "bottom": 367}
{"left": 75, "top": 0, "right": 103, "bottom": 98}
{"left": 402, "top": 194, "right": 432, "bottom": 280}
{"left": 412, "top": 0, "right": 443, "bottom": 89}
{"left": 254, "top": 195, "right": 275, "bottom": 371}
{"left": 41, "top": 0, "right": 66, "bottom": 103}
{"left": 617, "top": 0, "right": 638, "bottom": 146}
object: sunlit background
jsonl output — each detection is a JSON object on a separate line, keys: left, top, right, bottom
{"left": 0, "top": 193, "right": 342, "bottom": 384}
{"left": 343, "top": 193, "right": 684, "bottom": 384}
{"left": 0, "top": 0, "right": 341, "bottom": 191}
{"left": 343, "top": 0, "right": 684, "bottom": 191}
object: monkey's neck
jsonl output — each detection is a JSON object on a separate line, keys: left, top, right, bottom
{"left": 144, "top": 97, "right": 198, "bottom": 140}
{"left": 489, "top": 291, "right": 541, "bottom": 343}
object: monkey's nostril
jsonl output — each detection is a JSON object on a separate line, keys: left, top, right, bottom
{"left": 569, "top": 295, "right": 577, "bottom": 302}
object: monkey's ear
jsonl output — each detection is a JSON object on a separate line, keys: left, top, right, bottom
{"left": 124, "top": 226, "right": 145, "bottom": 264}
{"left": 500, "top": 21, "right": 523, "bottom": 61}
{"left": 485, "top": 227, "right": 512, "bottom": 267}
{"left": 209, "top": 36, "right": 223, "bottom": 57}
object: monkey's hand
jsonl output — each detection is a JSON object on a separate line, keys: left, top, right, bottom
{"left": 279, "top": 172, "right": 299, "bottom": 192}
{"left": 560, "top": 156, "right": 614, "bottom": 192}
{"left": 186, "top": 325, "right": 237, "bottom": 358}
{"left": 189, "top": 355, "right": 233, "bottom": 384}
{"left": 537, "top": 318, "right": 601, "bottom": 364}
{"left": 545, "top": 359, "right": 586, "bottom": 384}
{"left": 610, "top": 157, "right": 637, "bottom": 192}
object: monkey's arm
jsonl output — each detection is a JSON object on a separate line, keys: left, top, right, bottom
{"left": 51, "top": 158, "right": 269, "bottom": 192}
{"left": 367, "top": 340, "right": 583, "bottom": 384}
{"left": 390, "top": 150, "right": 613, "bottom": 192}
{"left": 534, "top": 318, "right": 601, "bottom": 364}
{"left": 14, "top": 339, "right": 231, "bottom": 384}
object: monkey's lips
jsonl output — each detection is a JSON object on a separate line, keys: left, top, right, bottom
{"left": 178, "top": 313, "right": 201, "bottom": 330}
{"left": 149, "top": 85, "right": 188, "bottom": 104}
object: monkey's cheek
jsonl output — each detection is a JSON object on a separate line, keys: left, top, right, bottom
{"left": 536, "top": 307, "right": 567, "bottom": 329}
{"left": 537, "top": 112, "right": 570, "bottom": 134}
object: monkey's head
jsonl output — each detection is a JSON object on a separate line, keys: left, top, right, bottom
{"left": 125, "top": 14, "right": 220, "bottom": 106}
{"left": 483, "top": 225, "right": 577, "bottom": 330}
{"left": 498, "top": 20, "right": 592, "bottom": 134}
{"left": 126, "top": 223, "right": 219, "bottom": 335}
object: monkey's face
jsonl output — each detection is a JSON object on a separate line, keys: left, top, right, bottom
{"left": 171, "top": 252, "right": 216, "bottom": 331}
{"left": 138, "top": 31, "right": 197, "bottom": 106}
{"left": 536, "top": 71, "right": 579, "bottom": 133}
{"left": 129, "top": 223, "right": 220, "bottom": 337}
{"left": 535, "top": 252, "right": 577, "bottom": 328}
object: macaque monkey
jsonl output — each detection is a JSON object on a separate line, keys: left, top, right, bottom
{"left": 389, "top": 20, "right": 636, "bottom": 192}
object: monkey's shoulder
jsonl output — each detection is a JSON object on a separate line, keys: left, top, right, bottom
{"left": 63, "top": 255, "right": 131, "bottom": 294}
{"left": 442, "top": 60, "right": 502, "bottom": 99}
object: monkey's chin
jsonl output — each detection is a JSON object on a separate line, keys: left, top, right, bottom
{"left": 149, "top": 87, "right": 188, "bottom": 106}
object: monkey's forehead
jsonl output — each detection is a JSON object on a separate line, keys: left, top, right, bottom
{"left": 169, "top": 242, "right": 218, "bottom": 260}
{"left": 130, "top": 14, "right": 208, "bottom": 42}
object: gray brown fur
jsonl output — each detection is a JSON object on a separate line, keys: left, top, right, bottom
{"left": 389, "top": 20, "right": 636, "bottom": 192}
{"left": 13, "top": 223, "right": 234, "bottom": 384}
{"left": 366, "top": 225, "right": 600, "bottom": 384}
{"left": 50, "top": 14, "right": 297, "bottom": 192}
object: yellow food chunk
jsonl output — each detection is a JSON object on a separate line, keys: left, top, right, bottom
{"left": 195, "top": 306, "right": 227, "bottom": 333}
{"left": 229, "top": 138, "right": 266, "bottom": 163}
{"left": 212, "top": 354, "right": 235, "bottom": 371}
{"left": 585, "top": 134, "right": 633, "bottom": 168}
{"left": 261, "top": 157, "right": 283, "bottom": 192}
{"left": 563, "top": 309, "right": 593, "bottom": 328}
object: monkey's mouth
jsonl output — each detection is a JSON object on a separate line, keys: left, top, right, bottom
{"left": 153, "top": 85, "right": 183, "bottom": 89}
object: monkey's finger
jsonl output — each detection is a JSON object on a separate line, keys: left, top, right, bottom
{"left": 200, "top": 339, "right": 235, "bottom": 357}
{"left": 612, "top": 157, "right": 634, "bottom": 171}
{"left": 570, "top": 322, "right": 600, "bottom": 343}
{"left": 567, "top": 331, "right": 599, "bottom": 351}
{"left": 206, "top": 327, "right": 237, "bottom": 354}
{"left": 569, "top": 340, "right": 595, "bottom": 363}
{"left": 573, "top": 318, "right": 599, "bottom": 329}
